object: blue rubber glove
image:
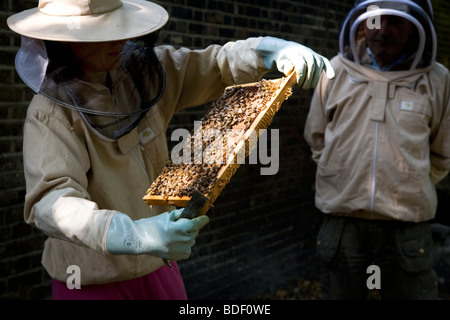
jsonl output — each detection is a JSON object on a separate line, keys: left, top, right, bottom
{"left": 106, "top": 209, "right": 209, "bottom": 261}
{"left": 257, "top": 37, "right": 335, "bottom": 89}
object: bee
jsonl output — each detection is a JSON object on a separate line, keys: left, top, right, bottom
{"left": 148, "top": 78, "right": 286, "bottom": 199}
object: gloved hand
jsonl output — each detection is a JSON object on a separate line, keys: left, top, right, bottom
{"left": 106, "top": 209, "right": 209, "bottom": 261}
{"left": 257, "top": 37, "right": 335, "bottom": 89}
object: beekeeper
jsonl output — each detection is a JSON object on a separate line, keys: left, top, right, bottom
{"left": 7, "top": 0, "right": 334, "bottom": 299}
{"left": 304, "top": 0, "right": 450, "bottom": 299}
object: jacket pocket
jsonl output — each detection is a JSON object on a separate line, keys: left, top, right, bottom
{"left": 316, "top": 216, "right": 346, "bottom": 265}
{"left": 394, "top": 91, "right": 431, "bottom": 156}
{"left": 138, "top": 107, "right": 169, "bottom": 175}
{"left": 315, "top": 166, "right": 342, "bottom": 203}
{"left": 396, "top": 222, "right": 435, "bottom": 273}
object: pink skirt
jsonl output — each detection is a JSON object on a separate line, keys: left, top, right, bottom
{"left": 52, "top": 262, "right": 188, "bottom": 300}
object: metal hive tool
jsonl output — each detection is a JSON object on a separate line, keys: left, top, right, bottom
{"left": 143, "top": 71, "right": 297, "bottom": 215}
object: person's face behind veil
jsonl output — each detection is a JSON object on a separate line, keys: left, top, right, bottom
{"left": 65, "top": 40, "right": 128, "bottom": 84}
{"left": 365, "top": 15, "right": 415, "bottom": 69}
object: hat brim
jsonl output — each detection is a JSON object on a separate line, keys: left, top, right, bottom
{"left": 7, "top": 0, "right": 169, "bottom": 42}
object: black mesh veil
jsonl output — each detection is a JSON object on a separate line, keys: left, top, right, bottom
{"left": 16, "top": 33, "right": 166, "bottom": 139}
{"left": 339, "top": 0, "right": 436, "bottom": 70}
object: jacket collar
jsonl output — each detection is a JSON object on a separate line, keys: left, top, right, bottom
{"left": 338, "top": 54, "right": 434, "bottom": 122}
{"left": 338, "top": 54, "right": 433, "bottom": 85}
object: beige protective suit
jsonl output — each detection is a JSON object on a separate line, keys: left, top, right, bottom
{"left": 304, "top": 54, "right": 450, "bottom": 222}
{"left": 23, "top": 38, "right": 269, "bottom": 285}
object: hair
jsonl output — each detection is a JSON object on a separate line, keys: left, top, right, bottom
{"left": 44, "top": 40, "right": 82, "bottom": 83}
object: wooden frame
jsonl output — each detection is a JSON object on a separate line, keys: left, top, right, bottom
{"left": 143, "top": 71, "right": 297, "bottom": 215}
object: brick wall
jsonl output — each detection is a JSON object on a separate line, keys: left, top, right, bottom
{"left": 1, "top": 0, "right": 449, "bottom": 300}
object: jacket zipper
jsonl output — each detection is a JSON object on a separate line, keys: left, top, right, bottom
{"left": 130, "top": 148, "right": 152, "bottom": 216}
{"left": 370, "top": 122, "right": 379, "bottom": 213}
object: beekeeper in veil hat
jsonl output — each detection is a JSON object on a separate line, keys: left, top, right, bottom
{"left": 8, "top": 0, "right": 334, "bottom": 299}
{"left": 304, "top": 0, "right": 450, "bottom": 299}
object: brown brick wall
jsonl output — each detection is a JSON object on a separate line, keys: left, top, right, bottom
{"left": 434, "top": 0, "right": 450, "bottom": 67}
{"left": 1, "top": 0, "right": 449, "bottom": 300}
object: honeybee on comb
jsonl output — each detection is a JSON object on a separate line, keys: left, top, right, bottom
{"left": 144, "top": 72, "right": 296, "bottom": 215}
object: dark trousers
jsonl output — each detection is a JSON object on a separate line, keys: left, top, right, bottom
{"left": 317, "top": 215, "right": 439, "bottom": 300}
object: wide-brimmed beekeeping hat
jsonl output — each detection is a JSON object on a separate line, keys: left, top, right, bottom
{"left": 7, "top": 0, "right": 170, "bottom": 140}
{"left": 7, "top": 0, "right": 169, "bottom": 42}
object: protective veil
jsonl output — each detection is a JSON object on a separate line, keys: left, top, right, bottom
{"left": 15, "top": 34, "right": 166, "bottom": 140}
{"left": 339, "top": 0, "right": 436, "bottom": 70}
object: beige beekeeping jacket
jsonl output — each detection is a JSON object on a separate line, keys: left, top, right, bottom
{"left": 304, "top": 55, "right": 450, "bottom": 222}
{"left": 23, "top": 38, "right": 268, "bottom": 285}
